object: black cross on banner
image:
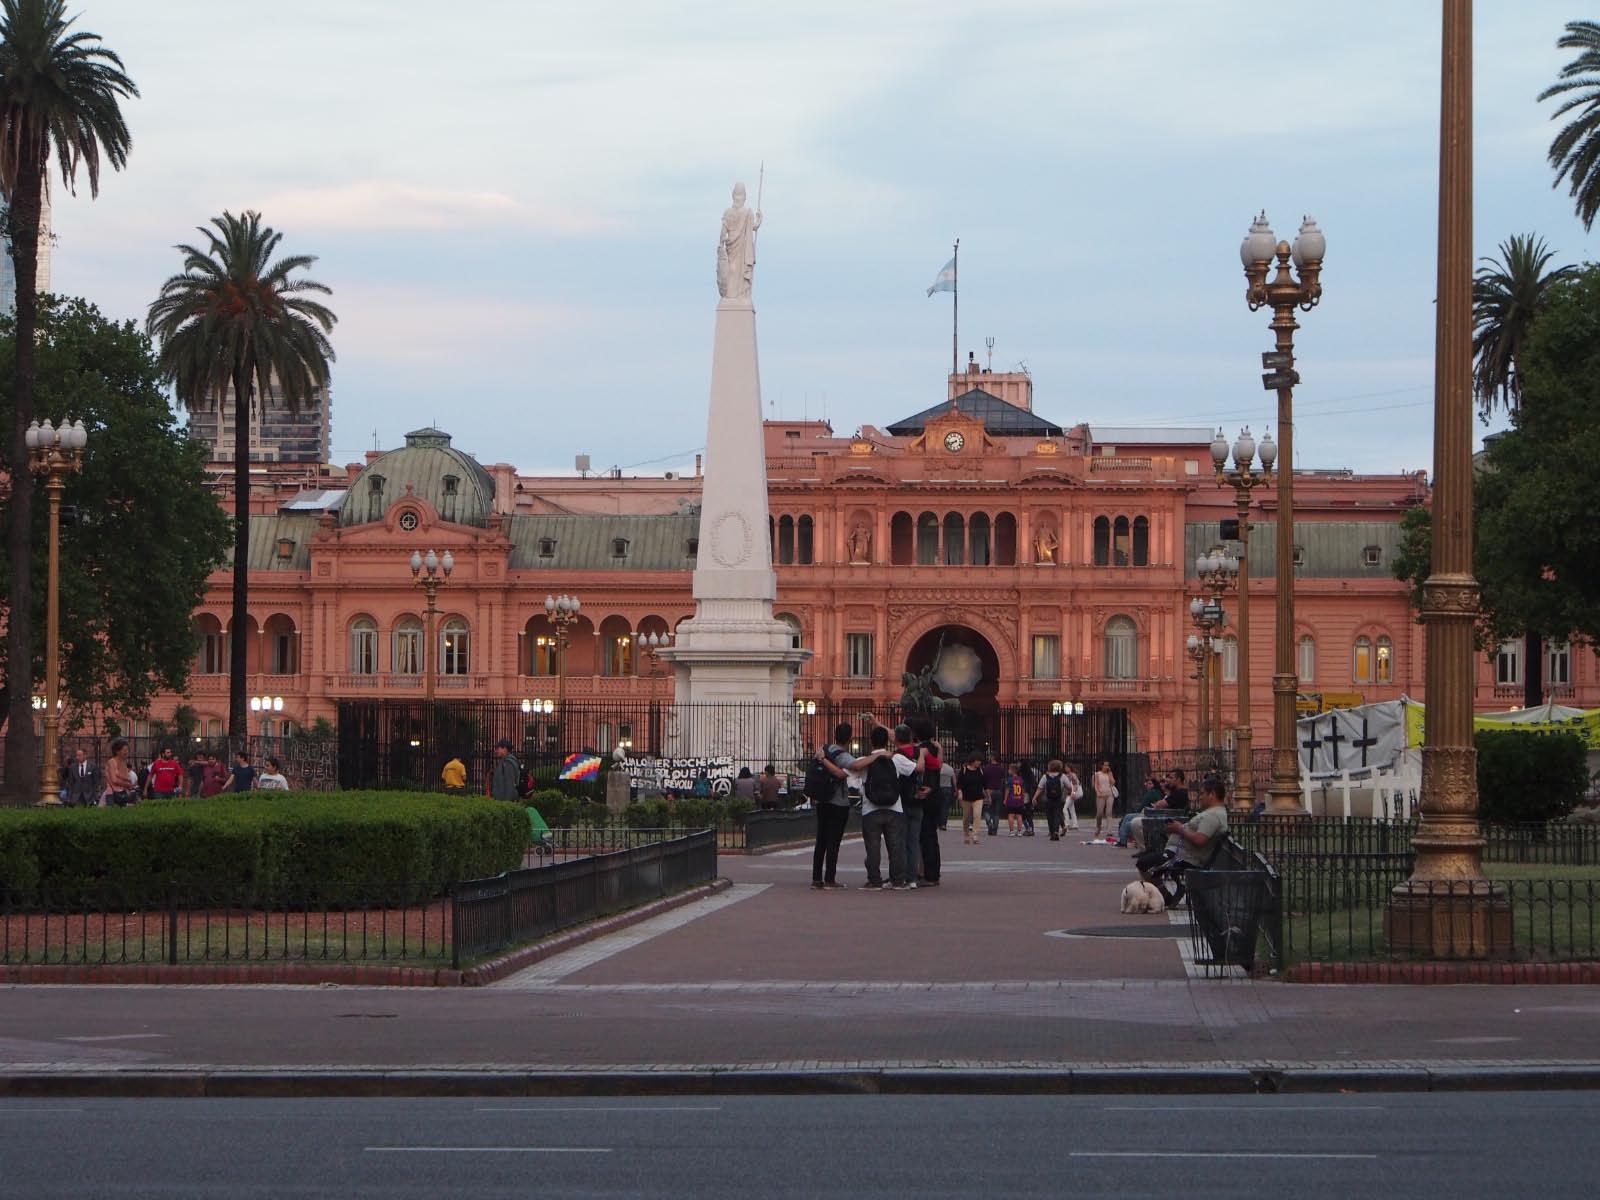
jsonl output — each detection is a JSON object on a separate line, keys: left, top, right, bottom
{"left": 1301, "top": 722, "right": 1323, "bottom": 770}
{"left": 1322, "top": 719, "right": 1348, "bottom": 768}
{"left": 1353, "top": 718, "right": 1379, "bottom": 767}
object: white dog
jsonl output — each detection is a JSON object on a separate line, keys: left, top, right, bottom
{"left": 1120, "top": 880, "right": 1166, "bottom": 915}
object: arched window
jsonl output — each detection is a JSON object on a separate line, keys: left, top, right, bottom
{"left": 1549, "top": 640, "right": 1572, "bottom": 687}
{"left": 796, "top": 515, "right": 814, "bottom": 565}
{"left": 394, "top": 618, "right": 423, "bottom": 675}
{"left": 969, "top": 513, "right": 992, "bottom": 566}
{"left": 441, "top": 618, "right": 470, "bottom": 676}
{"left": 1298, "top": 634, "right": 1316, "bottom": 683}
{"left": 777, "top": 612, "right": 803, "bottom": 650}
{"left": 943, "top": 513, "right": 966, "bottom": 565}
{"left": 777, "top": 515, "right": 795, "bottom": 565}
{"left": 1132, "top": 516, "right": 1150, "bottom": 566}
{"left": 1353, "top": 635, "right": 1373, "bottom": 685}
{"left": 1496, "top": 639, "right": 1523, "bottom": 686}
{"left": 916, "top": 511, "right": 940, "bottom": 565}
{"left": 1093, "top": 516, "right": 1111, "bottom": 566}
{"left": 600, "top": 617, "right": 634, "bottom": 677}
{"left": 350, "top": 617, "right": 378, "bottom": 675}
{"left": 1113, "top": 516, "right": 1131, "bottom": 566}
{"left": 1222, "top": 635, "right": 1239, "bottom": 683}
{"left": 1376, "top": 635, "right": 1394, "bottom": 684}
{"left": 994, "top": 512, "right": 1017, "bottom": 566}
{"left": 195, "top": 614, "right": 225, "bottom": 676}
{"left": 890, "top": 512, "right": 914, "bottom": 565}
{"left": 1104, "top": 616, "right": 1138, "bottom": 679}
{"left": 263, "top": 615, "right": 297, "bottom": 675}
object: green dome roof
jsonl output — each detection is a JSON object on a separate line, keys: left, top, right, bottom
{"left": 340, "top": 428, "right": 497, "bottom": 527}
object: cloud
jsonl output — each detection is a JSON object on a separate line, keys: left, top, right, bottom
{"left": 254, "top": 181, "right": 622, "bottom": 235}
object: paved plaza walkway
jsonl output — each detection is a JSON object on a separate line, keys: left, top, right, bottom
{"left": 4, "top": 826, "right": 1600, "bottom": 1091}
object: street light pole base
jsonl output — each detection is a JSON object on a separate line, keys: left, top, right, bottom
{"left": 1385, "top": 880, "right": 1512, "bottom": 959}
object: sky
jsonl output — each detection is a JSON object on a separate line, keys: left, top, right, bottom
{"left": 42, "top": 0, "right": 1594, "bottom": 477}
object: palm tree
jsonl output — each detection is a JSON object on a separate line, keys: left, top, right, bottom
{"left": 1541, "top": 20, "right": 1600, "bottom": 230}
{"left": 1472, "top": 234, "right": 1576, "bottom": 421}
{"left": 0, "top": 0, "right": 134, "bottom": 804}
{"left": 146, "top": 212, "right": 335, "bottom": 745}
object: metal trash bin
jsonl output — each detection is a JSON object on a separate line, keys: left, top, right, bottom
{"left": 1185, "top": 868, "right": 1276, "bottom": 972}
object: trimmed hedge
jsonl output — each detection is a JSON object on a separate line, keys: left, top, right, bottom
{"left": 1476, "top": 729, "right": 1590, "bottom": 824}
{"left": 0, "top": 791, "right": 526, "bottom": 900}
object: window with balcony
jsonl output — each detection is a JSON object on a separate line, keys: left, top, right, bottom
{"left": 196, "top": 616, "right": 225, "bottom": 675}
{"left": 995, "top": 512, "right": 1018, "bottom": 566}
{"left": 846, "top": 633, "right": 874, "bottom": 678}
{"left": 1133, "top": 516, "right": 1150, "bottom": 566}
{"left": 943, "top": 513, "right": 965, "bottom": 565}
{"left": 916, "top": 511, "right": 939, "bottom": 565}
{"left": 1103, "top": 616, "right": 1137, "bottom": 679}
{"left": 777, "top": 515, "right": 795, "bottom": 564}
{"left": 441, "top": 619, "right": 470, "bottom": 676}
{"left": 1112, "top": 516, "right": 1131, "bottom": 566}
{"left": 350, "top": 617, "right": 378, "bottom": 675}
{"left": 1353, "top": 635, "right": 1373, "bottom": 684}
{"left": 269, "top": 632, "right": 296, "bottom": 675}
{"left": 1031, "top": 634, "right": 1060, "bottom": 680}
{"left": 394, "top": 619, "right": 423, "bottom": 675}
{"left": 1376, "top": 635, "right": 1394, "bottom": 684}
{"left": 1093, "top": 516, "right": 1111, "bottom": 566}
{"left": 796, "top": 515, "right": 814, "bottom": 564}
{"left": 968, "top": 513, "right": 991, "bottom": 566}
{"left": 529, "top": 634, "right": 557, "bottom": 676}
{"left": 890, "top": 512, "right": 914, "bottom": 565}
{"left": 1549, "top": 640, "right": 1571, "bottom": 687}
{"left": 601, "top": 630, "right": 634, "bottom": 677}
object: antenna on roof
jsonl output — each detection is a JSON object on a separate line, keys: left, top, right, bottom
{"left": 985, "top": 336, "right": 995, "bottom": 371}
{"left": 371, "top": 427, "right": 379, "bottom": 451}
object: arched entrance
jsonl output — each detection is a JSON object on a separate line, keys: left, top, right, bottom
{"left": 903, "top": 625, "right": 1000, "bottom": 756}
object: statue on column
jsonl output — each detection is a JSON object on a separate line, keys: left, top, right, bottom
{"left": 716, "top": 181, "right": 762, "bottom": 301}
{"left": 847, "top": 522, "right": 872, "bottom": 564}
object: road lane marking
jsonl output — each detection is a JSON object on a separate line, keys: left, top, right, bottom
{"left": 0, "top": 1108, "right": 85, "bottom": 1115}
{"left": 1072, "top": 1152, "right": 1377, "bottom": 1160}
{"left": 493, "top": 884, "right": 769, "bottom": 988}
{"left": 1103, "top": 1105, "right": 1386, "bottom": 1112}
{"left": 60, "top": 1034, "right": 169, "bottom": 1042}
{"left": 474, "top": 1106, "right": 722, "bottom": 1113}
{"left": 365, "top": 1147, "right": 612, "bottom": 1154}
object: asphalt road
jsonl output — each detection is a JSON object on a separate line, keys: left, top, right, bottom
{"left": 1, "top": 1093, "right": 1595, "bottom": 1199}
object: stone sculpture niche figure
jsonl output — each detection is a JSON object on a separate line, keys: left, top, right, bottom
{"left": 848, "top": 522, "right": 872, "bottom": 564}
{"left": 1034, "top": 527, "right": 1058, "bottom": 564}
{"left": 717, "top": 181, "right": 762, "bottom": 301}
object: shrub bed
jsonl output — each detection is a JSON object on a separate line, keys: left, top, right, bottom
{"left": 0, "top": 792, "right": 526, "bottom": 901}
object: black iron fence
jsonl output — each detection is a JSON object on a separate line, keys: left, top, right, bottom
{"left": 451, "top": 829, "right": 718, "bottom": 968}
{"left": 336, "top": 699, "right": 1137, "bottom": 795}
{"left": 1231, "top": 815, "right": 1600, "bottom": 867}
{"left": 0, "top": 882, "right": 452, "bottom": 967}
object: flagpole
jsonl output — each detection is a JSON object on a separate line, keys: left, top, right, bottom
{"left": 951, "top": 239, "right": 959, "bottom": 381}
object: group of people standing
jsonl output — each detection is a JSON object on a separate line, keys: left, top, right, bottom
{"left": 59, "top": 742, "right": 287, "bottom": 807}
{"left": 953, "top": 753, "right": 1121, "bottom": 842}
{"left": 809, "top": 715, "right": 947, "bottom": 890}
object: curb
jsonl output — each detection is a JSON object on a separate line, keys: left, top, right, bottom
{"left": 1284, "top": 961, "right": 1600, "bottom": 984}
{"left": 0, "top": 877, "right": 732, "bottom": 990}
{"left": 6, "top": 1063, "right": 1600, "bottom": 1099}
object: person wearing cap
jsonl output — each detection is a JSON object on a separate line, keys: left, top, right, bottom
{"left": 490, "top": 738, "right": 521, "bottom": 801}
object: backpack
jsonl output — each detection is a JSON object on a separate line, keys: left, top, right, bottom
{"left": 516, "top": 761, "right": 536, "bottom": 799}
{"left": 1044, "top": 773, "right": 1063, "bottom": 802}
{"left": 865, "top": 755, "right": 900, "bottom": 807}
{"left": 802, "top": 750, "right": 836, "bottom": 803}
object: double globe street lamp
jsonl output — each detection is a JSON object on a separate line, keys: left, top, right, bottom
{"left": 25, "top": 418, "right": 89, "bottom": 806}
{"left": 410, "top": 549, "right": 454, "bottom": 703}
{"left": 1211, "top": 426, "right": 1275, "bottom": 810}
{"left": 1241, "top": 211, "right": 1325, "bottom": 814}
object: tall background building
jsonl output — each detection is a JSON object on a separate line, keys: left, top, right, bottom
{"left": 0, "top": 182, "right": 52, "bottom": 315}
{"left": 186, "top": 374, "right": 332, "bottom": 464}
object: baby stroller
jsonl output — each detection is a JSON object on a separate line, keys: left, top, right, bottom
{"left": 526, "top": 804, "right": 555, "bottom": 860}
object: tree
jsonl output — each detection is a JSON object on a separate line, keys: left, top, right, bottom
{"left": 1472, "top": 234, "right": 1577, "bottom": 420}
{"left": 1542, "top": 20, "right": 1600, "bottom": 231}
{"left": 146, "top": 211, "right": 335, "bottom": 745}
{"left": 0, "top": 0, "right": 135, "bottom": 802}
{"left": 0, "top": 297, "right": 230, "bottom": 794}
{"left": 1475, "top": 265, "right": 1600, "bottom": 650}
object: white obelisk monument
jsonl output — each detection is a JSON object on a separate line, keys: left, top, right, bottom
{"left": 662, "top": 182, "right": 810, "bottom": 751}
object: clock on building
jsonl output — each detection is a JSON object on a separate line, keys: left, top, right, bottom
{"left": 943, "top": 431, "right": 965, "bottom": 452}
{"left": 398, "top": 510, "right": 420, "bottom": 532}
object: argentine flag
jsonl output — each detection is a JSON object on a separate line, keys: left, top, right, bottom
{"left": 925, "top": 256, "right": 956, "bottom": 296}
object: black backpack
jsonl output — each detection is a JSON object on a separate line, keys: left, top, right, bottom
{"left": 1044, "top": 773, "right": 1063, "bottom": 802}
{"left": 865, "top": 755, "right": 900, "bottom": 807}
{"left": 516, "top": 761, "right": 536, "bottom": 799}
{"left": 802, "top": 750, "right": 836, "bottom": 803}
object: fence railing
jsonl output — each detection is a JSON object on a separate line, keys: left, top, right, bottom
{"left": 452, "top": 829, "right": 718, "bottom": 968}
{"left": 1230, "top": 816, "right": 1600, "bottom": 867}
{"left": 1, "top": 882, "right": 453, "bottom": 967}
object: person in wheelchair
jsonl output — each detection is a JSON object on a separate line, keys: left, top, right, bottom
{"left": 1139, "top": 775, "right": 1228, "bottom": 909}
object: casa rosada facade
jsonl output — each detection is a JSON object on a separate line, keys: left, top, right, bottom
{"left": 139, "top": 369, "right": 1588, "bottom": 752}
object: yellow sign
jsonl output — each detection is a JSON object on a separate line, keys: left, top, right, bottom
{"left": 1403, "top": 703, "right": 1600, "bottom": 750}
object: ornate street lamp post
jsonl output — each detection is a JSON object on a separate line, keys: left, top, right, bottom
{"left": 25, "top": 418, "right": 88, "bottom": 806}
{"left": 1387, "top": 0, "right": 1507, "bottom": 955}
{"left": 249, "top": 694, "right": 284, "bottom": 740}
{"left": 410, "top": 550, "right": 454, "bottom": 704}
{"left": 544, "top": 594, "right": 582, "bottom": 752}
{"left": 1186, "top": 595, "right": 1225, "bottom": 752}
{"left": 1211, "top": 425, "right": 1275, "bottom": 811}
{"left": 1197, "top": 547, "right": 1238, "bottom": 762}
{"left": 643, "top": 630, "right": 673, "bottom": 755}
{"left": 1241, "top": 211, "right": 1325, "bottom": 814}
